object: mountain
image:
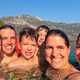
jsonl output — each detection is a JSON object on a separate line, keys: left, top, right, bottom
{"left": 0, "top": 14, "right": 80, "bottom": 40}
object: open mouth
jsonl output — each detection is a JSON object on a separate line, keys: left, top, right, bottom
{"left": 51, "top": 58, "right": 62, "bottom": 63}
{"left": 6, "top": 46, "right": 12, "bottom": 50}
{"left": 25, "top": 51, "right": 32, "bottom": 56}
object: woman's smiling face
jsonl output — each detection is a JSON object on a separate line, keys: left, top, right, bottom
{"left": 45, "top": 35, "right": 71, "bottom": 69}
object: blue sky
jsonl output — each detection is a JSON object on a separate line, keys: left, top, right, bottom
{"left": 0, "top": 0, "right": 80, "bottom": 23}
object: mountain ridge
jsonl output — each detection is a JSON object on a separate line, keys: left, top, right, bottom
{"left": 0, "top": 14, "right": 80, "bottom": 40}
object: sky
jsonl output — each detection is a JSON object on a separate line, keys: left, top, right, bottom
{"left": 0, "top": 0, "right": 80, "bottom": 23}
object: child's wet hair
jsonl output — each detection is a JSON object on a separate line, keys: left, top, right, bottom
{"left": 19, "top": 27, "right": 37, "bottom": 43}
{"left": 36, "top": 25, "right": 50, "bottom": 33}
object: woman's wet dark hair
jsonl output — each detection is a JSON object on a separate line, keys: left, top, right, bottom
{"left": 45, "top": 29, "right": 70, "bottom": 48}
{"left": 19, "top": 27, "right": 37, "bottom": 43}
{"left": 76, "top": 33, "right": 80, "bottom": 42}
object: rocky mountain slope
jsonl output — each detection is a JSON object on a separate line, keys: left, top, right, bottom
{"left": 0, "top": 15, "right": 80, "bottom": 40}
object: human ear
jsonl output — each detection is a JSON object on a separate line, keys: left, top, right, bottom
{"left": 68, "top": 46, "right": 71, "bottom": 56}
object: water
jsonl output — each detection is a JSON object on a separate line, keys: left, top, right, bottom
{"left": 69, "top": 42, "right": 77, "bottom": 64}
{"left": 0, "top": 42, "right": 79, "bottom": 80}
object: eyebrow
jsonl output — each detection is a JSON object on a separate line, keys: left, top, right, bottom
{"left": 77, "top": 42, "right": 80, "bottom": 45}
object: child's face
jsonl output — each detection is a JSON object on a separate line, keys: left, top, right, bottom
{"left": 0, "top": 39, "right": 1, "bottom": 53}
{"left": 20, "top": 35, "right": 37, "bottom": 60}
{"left": 38, "top": 29, "right": 47, "bottom": 46}
{"left": 75, "top": 37, "right": 80, "bottom": 65}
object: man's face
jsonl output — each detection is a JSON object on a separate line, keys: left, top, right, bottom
{"left": 1, "top": 28, "right": 16, "bottom": 55}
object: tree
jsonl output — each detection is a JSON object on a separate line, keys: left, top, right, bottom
{"left": 0, "top": 20, "right": 5, "bottom": 27}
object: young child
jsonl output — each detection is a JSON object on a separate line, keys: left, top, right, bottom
{"left": 36, "top": 25, "right": 50, "bottom": 65}
{"left": 36, "top": 25, "right": 50, "bottom": 47}
{"left": 8, "top": 27, "right": 38, "bottom": 70}
{"left": 75, "top": 34, "right": 80, "bottom": 65}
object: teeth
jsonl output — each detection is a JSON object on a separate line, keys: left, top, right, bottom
{"left": 6, "top": 46, "right": 12, "bottom": 49}
{"left": 52, "top": 58, "right": 61, "bottom": 62}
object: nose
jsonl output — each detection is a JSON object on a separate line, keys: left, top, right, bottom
{"left": 7, "top": 39, "right": 12, "bottom": 45}
{"left": 40, "top": 35, "right": 45, "bottom": 40}
{"left": 52, "top": 48, "right": 58, "bottom": 57}
{"left": 27, "top": 45, "right": 31, "bottom": 50}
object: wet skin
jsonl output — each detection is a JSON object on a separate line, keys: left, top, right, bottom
{"left": 19, "top": 36, "right": 38, "bottom": 60}
{"left": 38, "top": 29, "right": 47, "bottom": 46}
{"left": 1, "top": 28, "right": 16, "bottom": 55}
{"left": 75, "top": 37, "right": 80, "bottom": 65}
{"left": 0, "top": 39, "right": 1, "bottom": 53}
{"left": 45, "top": 35, "right": 80, "bottom": 80}
{"left": 45, "top": 35, "right": 71, "bottom": 69}
{"left": 8, "top": 36, "right": 38, "bottom": 69}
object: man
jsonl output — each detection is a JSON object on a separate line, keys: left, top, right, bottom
{"left": 0, "top": 25, "right": 18, "bottom": 65}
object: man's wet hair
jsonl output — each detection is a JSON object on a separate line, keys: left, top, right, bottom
{"left": 0, "top": 25, "right": 16, "bottom": 35}
{"left": 45, "top": 29, "right": 70, "bottom": 48}
{"left": 19, "top": 27, "right": 37, "bottom": 43}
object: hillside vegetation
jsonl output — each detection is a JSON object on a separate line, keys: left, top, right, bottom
{"left": 0, "top": 15, "right": 80, "bottom": 40}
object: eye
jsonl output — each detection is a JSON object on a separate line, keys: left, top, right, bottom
{"left": 46, "top": 46, "right": 53, "bottom": 49}
{"left": 23, "top": 43, "right": 28, "bottom": 45}
{"left": 76, "top": 46, "right": 80, "bottom": 49}
{"left": 11, "top": 37, "right": 16, "bottom": 39}
{"left": 38, "top": 34, "right": 41, "bottom": 36}
{"left": 32, "top": 44, "right": 36, "bottom": 46}
{"left": 58, "top": 46, "right": 64, "bottom": 50}
{"left": 2, "top": 37, "right": 7, "bottom": 40}
{"left": 44, "top": 34, "right": 46, "bottom": 37}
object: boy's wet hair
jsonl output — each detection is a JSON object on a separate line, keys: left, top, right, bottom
{"left": 19, "top": 27, "right": 37, "bottom": 43}
{"left": 45, "top": 29, "right": 70, "bottom": 48}
{"left": 36, "top": 25, "right": 50, "bottom": 33}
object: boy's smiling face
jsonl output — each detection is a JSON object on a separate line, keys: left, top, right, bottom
{"left": 20, "top": 35, "right": 37, "bottom": 60}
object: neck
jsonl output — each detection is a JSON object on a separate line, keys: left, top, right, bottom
{"left": 20, "top": 55, "right": 37, "bottom": 65}
{"left": 2, "top": 51, "right": 16, "bottom": 58}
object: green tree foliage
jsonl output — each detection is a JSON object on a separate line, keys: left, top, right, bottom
{"left": 0, "top": 19, "right": 5, "bottom": 27}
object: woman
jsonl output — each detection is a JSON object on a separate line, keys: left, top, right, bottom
{"left": 36, "top": 25, "right": 50, "bottom": 65}
{"left": 44, "top": 29, "right": 80, "bottom": 80}
{"left": 75, "top": 34, "right": 80, "bottom": 65}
